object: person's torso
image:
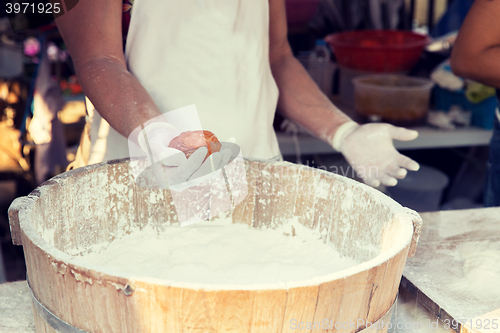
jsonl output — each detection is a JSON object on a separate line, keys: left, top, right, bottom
{"left": 88, "top": 0, "right": 281, "bottom": 163}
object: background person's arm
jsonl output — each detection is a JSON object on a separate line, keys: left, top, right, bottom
{"left": 450, "top": 0, "right": 500, "bottom": 89}
{"left": 268, "top": 0, "right": 352, "bottom": 144}
{"left": 54, "top": 0, "right": 163, "bottom": 138}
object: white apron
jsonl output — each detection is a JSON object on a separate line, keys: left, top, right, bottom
{"left": 86, "top": 0, "right": 281, "bottom": 164}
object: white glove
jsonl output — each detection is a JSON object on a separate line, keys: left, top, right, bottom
{"left": 331, "top": 121, "right": 420, "bottom": 187}
{"left": 137, "top": 122, "right": 182, "bottom": 162}
{"left": 177, "top": 141, "right": 236, "bottom": 190}
{"left": 190, "top": 149, "right": 231, "bottom": 178}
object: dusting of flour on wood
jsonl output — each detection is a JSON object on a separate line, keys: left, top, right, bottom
{"left": 78, "top": 213, "right": 359, "bottom": 285}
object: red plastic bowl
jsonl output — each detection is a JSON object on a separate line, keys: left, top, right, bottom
{"left": 325, "top": 30, "right": 430, "bottom": 72}
{"left": 285, "top": 0, "right": 320, "bottom": 27}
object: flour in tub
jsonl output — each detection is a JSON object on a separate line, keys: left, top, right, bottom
{"left": 79, "top": 214, "right": 359, "bottom": 285}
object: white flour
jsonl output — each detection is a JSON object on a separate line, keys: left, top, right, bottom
{"left": 79, "top": 216, "right": 359, "bottom": 285}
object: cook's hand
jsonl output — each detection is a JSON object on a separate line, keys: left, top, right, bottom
{"left": 137, "top": 122, "right": 231, "bottom": 188}
{"left": 331, "top": 121, "right": 420, "bottom": 187}
{"left": 187, "top": 146, "right": 232, "bottom": 182}
{"left": 151, "top": 147, "right": 231, "bottom": 189}
{"left": 149, "top": 147, "right": 204, "bottom": 188}
{"left": 137, "top": 122, "right": 182, "bottom": 162}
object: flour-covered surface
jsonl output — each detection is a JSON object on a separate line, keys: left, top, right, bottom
{"left": 403, "top": 207, "right": 500, "bottom": 332}
{"left": 76, "top": 214, "right": 359, "bottom": 286}
{"left": 0, "top": 281, "right": 35, "bottom": 333}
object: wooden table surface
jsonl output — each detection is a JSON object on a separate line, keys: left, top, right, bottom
{"left": 403, "top": 207, "right": 500, "bottom": 333}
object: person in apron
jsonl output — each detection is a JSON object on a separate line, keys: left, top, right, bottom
{"left": 55, "top": 0, "right": 419, "bottom": 188}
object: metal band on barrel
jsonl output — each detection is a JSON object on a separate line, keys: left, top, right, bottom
{"left": 358, "top": 295, "right": 398, "bottom": 333}
{"left": 27, "top": 276, "right": 88, "bottom": 333}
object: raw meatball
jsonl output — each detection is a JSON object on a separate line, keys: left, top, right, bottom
{"left": 169, "top": 130, "right": 222, "bottom": 159}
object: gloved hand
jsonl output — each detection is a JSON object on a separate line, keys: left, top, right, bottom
{"left": 137, "top": 122, "right": 182, "bottom": 162}
{"left": 137, "top": 122, "right": 232, "bottom": 189}
{"left": 331, "top": 121, "right": 420, "bottom": 187}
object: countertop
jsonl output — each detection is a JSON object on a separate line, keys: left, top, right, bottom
{"left": 403, "top": 207, "right": 500, "bottom": 333}
{"left": 0, "top": 280, "right": 35, "bottom": 332}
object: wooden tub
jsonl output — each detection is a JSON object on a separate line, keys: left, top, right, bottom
{"left": 9, "top": 159, "right": 422, "bottom": 333}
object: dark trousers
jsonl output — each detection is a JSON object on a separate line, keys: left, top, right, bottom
{"left": 484, "top": 113, "right": 500, "bottom": 207}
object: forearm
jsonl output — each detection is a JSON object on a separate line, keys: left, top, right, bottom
{"left": 451, "top": 46, "right": 500, "bottom": 89}
{"left": 75, "top": 56, "right": 163, "bottom": 138}
{"left": 450, "top": 0, "right": 500, "bottom": 89}
{"left": 271, "top": 54, "right": 352, "bottom": 144}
